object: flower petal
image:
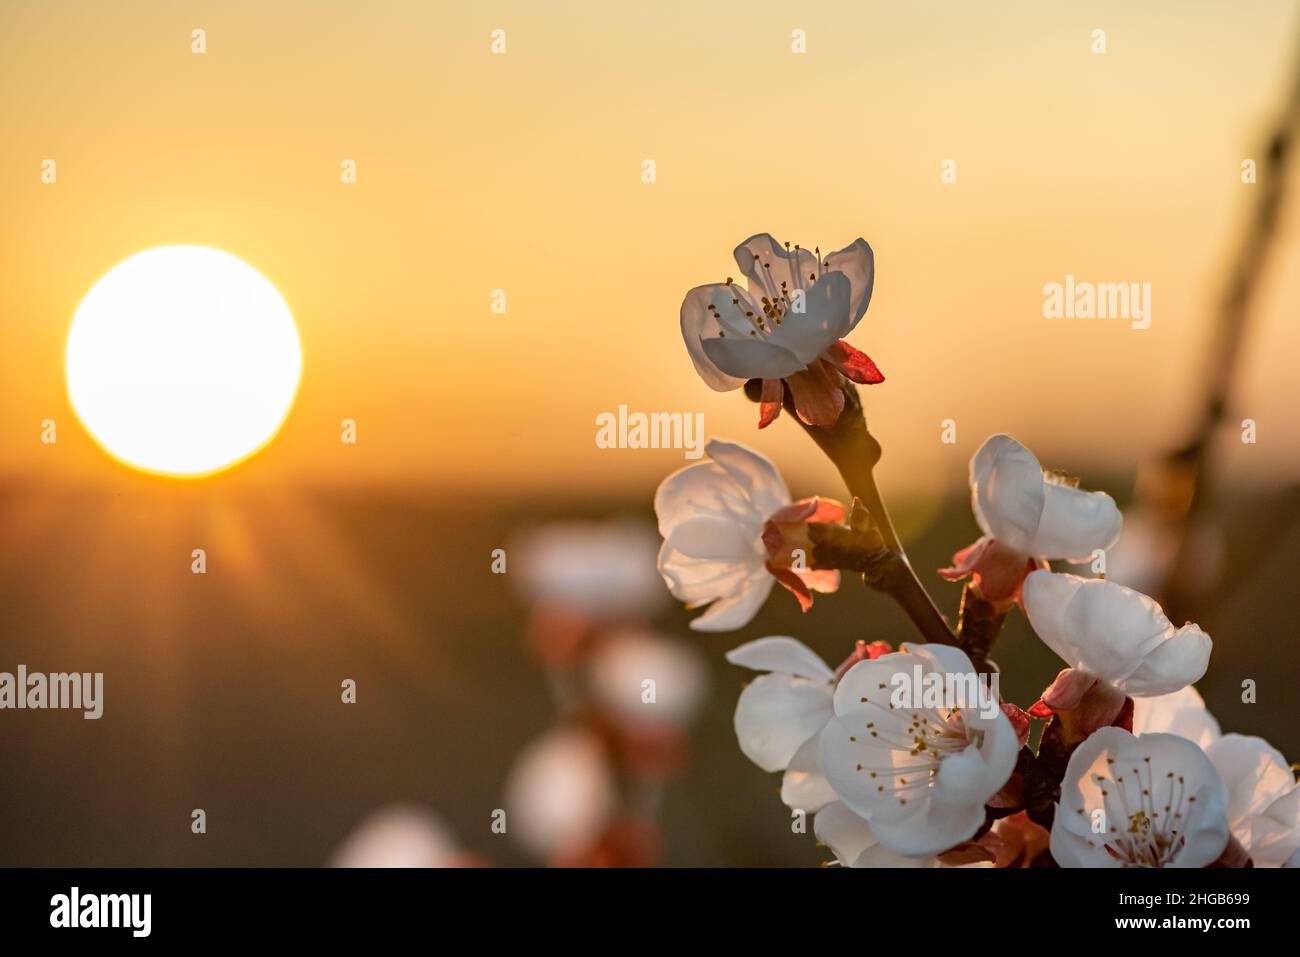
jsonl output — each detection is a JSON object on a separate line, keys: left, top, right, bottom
{"left": 822, "top": 238, "right": 875, "bottom": 329}
{"left": 724, "top": 635, "right": 833, "bottom": 681}
{"left": 813, "top": 800, "right": 877, "bottom": 864}
{"left": 825, "top": 339, "right": 884, "bottom": 384}
{"left": 679, "top": 283, "right": 753, "bottom": 391}
{"left": 1036, "top": 480, "right": 1123, "bottom": 560}
{"left": 687, "top": 575, "right": 774, "bottom": 632}
{"left": 654, "top": 460, "right": 756, "bottom": 539}
{"left": 758, "top": 378, "right": 783, "bottom": 428}
{"left": 1121, "top": 624, "right": 1212, "bottom": 696}
{"left": 701, "top": 334, "right": 805, "bottom": 380}
{"left": 1021, "top": 569, "right": 1087, "bottom": 666}
{"left": 733, "top": 673, "right": 834, "bottom": 772}
{"left": 1131, "top": 685, "right": 1221, "bottom": 748}
{"left": 785, "top": 360, "right": 845, "bottom": 427}
{"left": 938, "top": 535, "right": 1033, "bottom": 604}
{"left": 766, "top": 271, "right": 853, "bottom": 363}
{"left": 969, "top": 434, "right": 1046, "bottom": 552}
{"left": 733, "top": 233, "right": 819, "bottom": 300}
{"left": 783, "top": 734, "right": 839, "bottom": 812}
{"left": 703, "top": 438, "right": 791, "bottom": 519}
{"left": 659, "top": 515, "right": 762, "bottom": 563}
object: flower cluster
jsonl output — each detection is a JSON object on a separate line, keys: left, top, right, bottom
{"left": 652, "top": 233, "right": 1298, "bottom": 867}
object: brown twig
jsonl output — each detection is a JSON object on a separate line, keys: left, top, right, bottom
{"left": 954, "top": 584, "right": 1007, "bottom": 676}
{"left": 748, "top": 378, "right": 959, "bottom": 646}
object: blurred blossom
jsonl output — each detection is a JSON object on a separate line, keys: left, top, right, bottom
{"left": 504, "top": 726, "right": 618, "bottom": 861}
{"left": 512, "top": 521, "right": 666, "bottom": 620}
{"left": 587, "top": 630, "right": 708, "bottom": 728}
{"left": 329, "top": 805, "right": 469, "bottom": 868}
{"left": 552, "top": 815, "right": 662, "bottom": 868}
{"left": 1103, "top": 506, "right": 1178, "bottom": 595}
{"left": 1107, "top": 507, "right": 1225, "bottom": 597}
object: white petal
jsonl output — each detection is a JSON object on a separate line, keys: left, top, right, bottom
{"left": 969, "top": 434, "right": 1046, "bottom": 552}
{"left": 688, "top": 574, "right": 774, "bottom": 632}
{"left": 1033, "top": 480, "right": 1123, "bottom": 560}
{"left": 831, "top": 654, "right": 919, "bottom": 717}
{"left": 733, "top": 233, "right": 819, "bottom": 300}
{"left": 822, "top": 238, "right": 875, "bottom": 329}
{"left": 659, "top": 515, "right": 762, "bottom": 564}
{"left": 869, "top": 793, "right": 988, "bottom": 857}
{"left": 764, "top": 270, "right": 852, "bottom": 363}
{"left": 817, "top": 711, "right": 932, "bottom": 821}
{"left": 657, "top": 518, "right": 761, "bottom": 608}
{"left": 1021, "top": 569, "right": 1087, "bottom": 667}
{"left": 932, "top": 710, "right": 1018, "bottom": 808}
{"left": 901, "top": 642, "right": 980, "bottom": 687}
{"left": 701, "top": 334, "right": 805, "bottom": 380}
{"left": 656, "top": 543, "right": 753, "bottom": 605}
{"left": 1060, "top": 576, "right": 1170, "bottom": 683}
{"left": 1120, "top": 624, "right": 1212, "bottom": 696}
{"left": 679, "top": 283, "right": 751, "bottom": 391}
{"left": 1131, "top": 685, "right": 1221, "bottom": 748}
{"left": 1205, "top": 734, "right": 1296, "bottom": 839}
{"left": 733, "top": 673, "right": 834, "bottom": 772}
{"left": 703, "top": 439, "right": 791, "bottom": 519}
{"left": 1250, "top": 786, "right": 1300, "bottom": 867}
{"left": 654, "top": 461, "right": 746, "bottom": 538}
{"left": 724, "top": 635, "right": 833, "bottom": 681}
{"left": 782, "top": 734, "right": 839, "bottom": 812}
{"left": 852, "top": 844, "right": 936, "bottom": 868}
{"left": 813, "top": 801, "right": 876, "bottom": 865}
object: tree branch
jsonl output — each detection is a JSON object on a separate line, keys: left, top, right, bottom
{"left": 748, "top": 378, "right": 958, "bottom": 646}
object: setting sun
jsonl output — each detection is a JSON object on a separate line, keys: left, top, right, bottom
{"left": 65, "top": 246, "right": 302, "bottom": 477}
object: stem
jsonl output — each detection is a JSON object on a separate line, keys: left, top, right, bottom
{"left": 954, "top": 584, "right": 1006, "bottom": 676}
{"left": 755, "top": 379, "right": 958, "bottom": 646}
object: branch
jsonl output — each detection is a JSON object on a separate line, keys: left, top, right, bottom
{"left": 748, "top": 378, "right": 958, "bottom": 646}
{"left": 954, "top": 584, "right": 1007, "bottom": 676}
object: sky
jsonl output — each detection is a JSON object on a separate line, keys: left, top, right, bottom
{"left": 3, "top": 0, "right": 1299, "bottom": 497}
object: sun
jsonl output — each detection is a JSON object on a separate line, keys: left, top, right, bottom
{"left": 66, "top": 246, "right": 303, "bottom": 478}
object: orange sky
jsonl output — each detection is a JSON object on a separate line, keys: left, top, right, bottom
{"left": 3, "top": 0, "right": 1299, "bottom": 497}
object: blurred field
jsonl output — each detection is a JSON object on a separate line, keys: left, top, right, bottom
{"left": 1, "top": 474, "right": 1295, "bottom": 867}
